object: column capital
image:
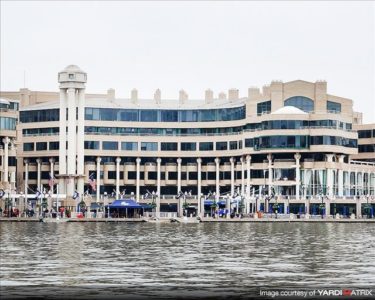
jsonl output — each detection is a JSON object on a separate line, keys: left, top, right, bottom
{"left": 2, "top": 137, "right": 10, "bottom": 144}
{"left": 177, "top": 158, "right": 182, "bottom": 164}
{"left": 337, "top": 155, "right": 345, "bottom": 163}
{"left": 246, "top": 155, "right": 251, "bottom": 162}
{"left": 196, "top": 158, "right": 202, "bottom": 164}
{"left": 215, "top": 157, "right": 220, "bottom": 164}
{"left": 49, "top": 158, "right": 55, "bottom": 164}
{"left": 326, "top": 154, "right": 335, "bottom": 162}
{"left": 294, "top": 153, "right": 301, "bottom": 161}
{"left": 67, "top": 87, "right": 76, "bottom": 93}
{"left": 267, "top": 153, "right": 273, "bottom": 162}
{"left": 116, "top": 157, "right": 122, "bottom": 164}
{"left": 240, "top": 156, "right": 245, "bottom": 163}
{"left": 24, "top": 159, "right": 29, "bottom": 165}
{"left": 36, "top": 158, "right": 42, "bottom": 164}
{"left": 96, "top": 157, "right": 101, "bottom": 163}
{"left": 157, "top": 158, "right": 162, "bottom": 164}
{"left": 230, "top": 157, "right": 235, "bottom": 164}
{"left": 136, "top": 157, "right": 141, "bottom": 164}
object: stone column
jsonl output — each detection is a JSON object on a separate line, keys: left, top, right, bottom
{"left": 49, "top": 158, "right": 54, "bottom": 192}
{"left": 356, "top": 196, "right": 362, "bottom": 219}
{"left": 326, "top": 154, "right": 335, "bottom": 198}
{"left": 367, "top": 171, "right": 371, "bottom": 195}
{"left": 246, "top": 155, "right": 251, "bottom": 198}
{"left": 156, "top": 158, "right": 161, "bottom": 216}
{"left": 67, "top": 88, "right": 77, "bottom": 197}
{"left": 230, "top": 157, "right": 235, "bottom": 196}
{"left": 36, "top": 158, "right": 42, "bottom": 191}
{"left": 197, "top": 158, "right": 202, "bottom": 216}
{"left": 96, "top": 157, "right": 101, "bottom": 202}
{"left": 59, "top": 88, "right": 67, "bottom": 194}
{"left": 77, "top": 89, "right": 85, "bottom": 196}
{"left": 177, "top": 158, "right": 182, "bottom": 193}
{"left": 355, "top": 170, "right": 358, "bottom": 196}
{"left": 338, "top": 155, "right": 345, "bottom": 197}
{"left": 267, "top": 154, "right": 273, "bottom": 196}
{"left": 294, "top": 153, "right": 301, "bottom": 200}
{"left": 2, "top": 137, "right": 9, "bottom": 185}
{"left": 241, "top": 157, "right": 245, "bottom": 196}
{"left": 136, "top": 158, "right": 141, "bottom": 202}
{"left": 115, "top": 157, "right": 121, "bottom": 198}
{"left": 24, "top": 159, "right": 29, "bottom": 198}
{"left": 215, "top": 158, "right": 220, "bottom": 201}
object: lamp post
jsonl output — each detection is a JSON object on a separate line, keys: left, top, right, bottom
{"left": 318, "top": 187, "right": 325, "bottom": 219}
{"left": 103, "top": 191, "right": 108, "bottom": 218}
{"left": 144, "top": 190, "right": 157, "bottom": 217}
{"left": 363, "top": 194, "right": 371, "bottom": 219}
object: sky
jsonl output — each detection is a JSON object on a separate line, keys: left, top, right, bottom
{"left": 1, "top": 1, "right": 374, "bottom": 123}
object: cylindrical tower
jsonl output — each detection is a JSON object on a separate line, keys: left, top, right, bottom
{"left": 58, "top": 65, "right": 87, "bottom": 198}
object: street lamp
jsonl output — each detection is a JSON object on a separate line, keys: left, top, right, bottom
{"left": 318, "top": 187, "right": 325, "bottom": 219}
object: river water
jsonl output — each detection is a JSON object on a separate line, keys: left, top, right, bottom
{"left": 1, "top": 222, "right": 375, "bottom": 299}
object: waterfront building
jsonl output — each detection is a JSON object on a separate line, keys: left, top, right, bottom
{"left": 0, "top": 98, "right": 19, "bottom": 192}
{"left": 1, "top": 65, "right": 375, "bottom": 217}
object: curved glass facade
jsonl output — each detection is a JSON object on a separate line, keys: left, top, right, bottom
{"left": 284, "top": 96, "right": 314, "bottom": 112}
{"left": 20, "top": 109, "right": 59, "bottom": 123}
{"left": 245, "top": 135, "right": 357, "bottom": 149}
{"left": 85, "top": 106, "right": 246, "bottom": 122}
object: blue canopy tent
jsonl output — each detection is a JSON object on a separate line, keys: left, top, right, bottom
{"left": 204, "top": 200, "right": 226, "bottom": 206}
{"left": 107, "top": 199, "right": 148, "bottom": 218}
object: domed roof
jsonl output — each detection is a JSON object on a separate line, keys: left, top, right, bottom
{"left": 271, "top": 106, "right": 308, "bottom": 115}
{"left": 62, "top": 64, "right": 85, "bottom": 73}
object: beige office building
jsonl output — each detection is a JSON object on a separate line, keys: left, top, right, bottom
{"left": 1, "top": 65, "right": 375, "bottom": 217}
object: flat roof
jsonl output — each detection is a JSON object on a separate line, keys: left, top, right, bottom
{"left": 20, "top": 97, "right": 247, "bottom": 111}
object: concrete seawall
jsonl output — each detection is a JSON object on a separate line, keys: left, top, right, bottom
{"left": 1, "top": 217, "right": 375, "bottom": 223}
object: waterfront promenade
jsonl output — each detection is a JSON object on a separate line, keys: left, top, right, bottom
{"left": 2, "top": 216, "right": 375, "bottom": 223}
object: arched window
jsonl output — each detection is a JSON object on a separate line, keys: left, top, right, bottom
{"left": 284, "top": 96, "right": 314, "bottom": 113}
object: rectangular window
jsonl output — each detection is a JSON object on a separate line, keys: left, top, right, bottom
{"left": 199, "top": 142, "right": 213, "bottom": 151}
{"left": 327, "top": 101, "right": 342, "bottom": 113}
{"left": 108, "top": 171, "right": 116, "bottom": 180}
{"left": 148, "top": 172, "right": 157, "bottom": 180}
{"left": 119, "top": 110, "right": 138, "bottom": 121}
{"left": 161, "top": 142, "right": 177, "bottom": 151}
{"left": 245, "top": 138, "right": 254, "bottom": 148}
{"left": 207, "top": 172, "right": 216, "bottom": 180}
{"left": 216, "top": 141, "right": 227, "bottom": 151}
{"left": 358, "top": 130, "right": 372, "bottom": 139}
{"left": 36, "top": 142, "right": 47, "bottom": 151}
{"left": 140, "top": 110, "right": 158, "bottom": 122}
{"left": 161, "top": 110, "right": 178, "bottom": 122}
{"left": 128, "top": 171, "right": 136, "bottom": 180}
{"left": 84, "top": 141, "right": 100, "bottom": 150}
{"left": 257, "top": 101, "right": 271, "bottom": 115}
{"left": 229, "top": 141, "right": 238, "bottom": 150}
{"left": 141, "top": 142, "right": 158, "bottom": 151}
{"left": 121, "top": 142, "right": 138, "bottom": 151}
{"left": 102, "top": 141, "right": 118, "bottom": 150}
{"left": 168, "top": 172, "right": 177, "bottom": 180}
{"left": 23, "top": 143, "right": 34, "bottom": 151}
{"left": 188, "top": 172, "right": 198, "bottom": 180}
{"left": 181, "top": 142, "right": 196, "bottom": 151}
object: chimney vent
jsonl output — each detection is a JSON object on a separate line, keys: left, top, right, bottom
{"left": 131, "top": 89, "right": 138, "bottom": 103}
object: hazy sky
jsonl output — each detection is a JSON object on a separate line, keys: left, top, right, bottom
{"left": 1, "top": 1, "right": 374, "bottom": 122}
